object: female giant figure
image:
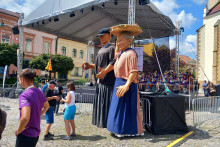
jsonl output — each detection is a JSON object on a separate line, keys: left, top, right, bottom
{"left": 107, "top": 24, "right": 144, "bottom": 137}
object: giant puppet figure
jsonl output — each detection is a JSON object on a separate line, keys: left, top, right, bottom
{"left": 82, "top": 28, "right": 115, "bottom": 128}
{"left": 107, "top": 24, "right": 144, "bottom": 137}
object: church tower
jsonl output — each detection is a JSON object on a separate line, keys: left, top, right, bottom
{"left": 209, "top": 0, "right": 220, "bottom": 9}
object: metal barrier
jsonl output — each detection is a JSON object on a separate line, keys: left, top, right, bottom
{"left": 192, "top": 96, "right": 220, "bottom": 134}
{"left": 80, "top": 93, "right": 94, "bottom": 115}
{"left": 140, "top": 98, "right": 152, "bottom": 132}
{"left": 63, "top": 92, "right": 94, "bottom": 115}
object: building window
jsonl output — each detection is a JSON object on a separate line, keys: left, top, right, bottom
{"left": 44, "top": 42, "right": 51, "bottom": 54}
{"left": 73, "top": 67, "right": 83, "bottom": 77}
{"left": 61, "top": 46, "right": 66, "bottom": 55}
{"left": 80, "top": 50, "right": 84, "bottom": 59}
{"left": 72, "top": 48, "right": 77, "bottom": 58}
{"left": 90, "top": 54, "right": 94, "bottom": 62}
{"left": 25, "top": 39, "right": 32, "bottom": 52}
{"left": 1, "top": 34, "right": 10, "bottom": 44}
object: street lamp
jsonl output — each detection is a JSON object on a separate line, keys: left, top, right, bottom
{"left": 0, "top": 17, "right": 4, "bottom": 27}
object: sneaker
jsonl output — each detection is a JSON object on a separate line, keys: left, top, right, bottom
{"left": 70, "top": 132, "right": 76, "bottom": 137}
{"left": 43, "top": 135, "right": 54, "bottom": 141}
{"left": 48, "top": 132, "right": 54, "bottom": 137}
{"left": 63, "top": 136, "right": 71, "bottom": 140}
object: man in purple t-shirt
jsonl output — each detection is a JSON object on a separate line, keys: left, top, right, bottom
{"left": 16, "top": 69, "right": 49, "bottom": 147}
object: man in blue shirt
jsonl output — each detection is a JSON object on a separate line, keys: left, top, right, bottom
{"left": 202, "top": 80, "right": 208, "bottom": 97}
{"left": 41, "top": 80, "right": 48, "bottom": 93}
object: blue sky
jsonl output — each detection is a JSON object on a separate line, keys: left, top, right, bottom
{"left": 152, "top": 0, "right": 208, "bottom": 59}
{"left": 0, "top": 0, "right": 208, "bottom": 59}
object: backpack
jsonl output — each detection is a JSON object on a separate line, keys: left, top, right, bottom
{"left": 0, "top": 108, "right": 7, "bottom": 140}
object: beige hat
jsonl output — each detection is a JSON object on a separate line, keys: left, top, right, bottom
{"left": 110, "top": 24, "right": 142, "bottom": 37}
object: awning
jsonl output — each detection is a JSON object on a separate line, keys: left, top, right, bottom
{"left": 22, "top": 0, "right": 175, "bottom": 44}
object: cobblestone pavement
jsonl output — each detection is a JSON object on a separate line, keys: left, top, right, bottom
{"left": 0, "top": 96, "right": 220, "bottom": 147}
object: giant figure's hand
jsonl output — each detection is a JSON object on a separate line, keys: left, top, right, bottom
{"left": 116, "top": 85, "right": 129, "bottom": 98}
{"left": 96, "top": 67, "right": 107, "bottom": 79}
{"left": 82, "top": 62, "right": 90, "bottom": 70}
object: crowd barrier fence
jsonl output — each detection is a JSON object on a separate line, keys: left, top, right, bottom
{"left": 192, "top": 96, "right": 220, "bottom": 134}
{"left": 63, "top": 92, "right": 94, "bottom": 115}
{"left": 140, "top": 98, "right": 152, "bottom": 132}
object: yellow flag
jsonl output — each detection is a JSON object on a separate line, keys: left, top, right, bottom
{"left": 45, "top": 58, "right": 52, "bottom": 71}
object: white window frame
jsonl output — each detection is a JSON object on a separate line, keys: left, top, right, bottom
{"left": 25, "top": 39, "right": 33, "bottom": 52}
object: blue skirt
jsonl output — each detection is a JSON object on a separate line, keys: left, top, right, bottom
{"left": 107, "top": 78, "right": 138, "bottom": 134}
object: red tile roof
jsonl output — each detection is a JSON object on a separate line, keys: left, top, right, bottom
{"left": 207, "top": 2, "right": 220, "bottom": 15}
{"left": 0, "top": 8, "right": 20, "bottom": 18}
{"left": 179, "top": 55, "right": 195, "bottom": 64}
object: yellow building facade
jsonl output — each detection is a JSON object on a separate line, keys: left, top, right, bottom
{"left": 136, "top": 43, "right": 153, "bottom": 56}
{"left": 57, "top": 38, "right": 87, "bottom": 80}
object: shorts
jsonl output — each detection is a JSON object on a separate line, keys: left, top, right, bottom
{"left": 64, "top": 105, "right": 76, "bottom": 120}
{"left": 16, "top": 134, "right": 39, "bottom": 147}
{"left": 45, "top": 107, "right": 54, "bottom": 124}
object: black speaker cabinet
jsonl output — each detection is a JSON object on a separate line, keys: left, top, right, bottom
{"left": 140, "top": 93, "right": 188, "bottom": 135}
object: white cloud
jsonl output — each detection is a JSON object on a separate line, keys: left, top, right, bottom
{"left": 177, "top": 11, "right": 196, "bottom": 29}
{"left": 152, "top": 0, "right": 197, "bottom": 28}
{"left": 192, "top": 0, "right": 207, "bottom": 5}
{"left": 186, "top": 35, "right": 197, "bottom": 47}
{"left": 169, "top": 37, "right": 176, "bottom": 49}
{"left": 151, "top": 0, "right": 179, "bottom": 15}
{"left": 169, "top": 35, "right": 197, "bottom": 59}
{"left": 0, "top": 0, "right": 46, "bottom": 16}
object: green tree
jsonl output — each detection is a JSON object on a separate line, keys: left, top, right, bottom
{"left": 0, "top": 43, "right": 18, "bottom": 66}
{"left": 29, "top": 54, "right": 74, "bottom": 73}
{"left": 150, "top": 45, "right": 171, "bottom": 72}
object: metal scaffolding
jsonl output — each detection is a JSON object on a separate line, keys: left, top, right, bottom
{"left": 17, "top": 13, "right": 24, "bottom": 89}
{"left": 128, "top": 0, "right": 136, "bottom": 25}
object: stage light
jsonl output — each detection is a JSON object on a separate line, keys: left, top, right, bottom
{"left": 54, "top": 17, "right": 59, "bottom": 22}
{"left": 70, "top": 12, "right": 75, "bottom": 17}
{"left": 139, "top": 0, "right": 150, "bottom": 5}
{"left": 180, "top": 27, "right": 184, "bottom": 32}
{"left": 114, "top": 0, "right": 118, "bottom": 5}
{"left": 102, "top": 3, "right": 105, "bottom": 8}
{"left": 12, "top": 25, "right": 19, "bottom": 34}
{"left": 80, "top": 9, "right": 83, "bottom": 14}
{"left": 42, "top": 20, "right": 45, "bottom": 24}
{"left": 91, "top": 6, "right": 95, "bottom": 11}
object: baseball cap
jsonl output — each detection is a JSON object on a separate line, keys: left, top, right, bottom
{"left": 97, "top": 28, "right": 110, "bottom": 37}
{"left": 49, "top": 80, "right": 57, "bottom": 85}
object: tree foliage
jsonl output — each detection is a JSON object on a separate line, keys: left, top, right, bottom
{"left": 29, "top": 54, "right": 74, "bottom": 73}
{"left": 143, "top": 45, "right": 171, "bottom": 73}
{"left": 0, "top": 43, "right": 18, "bottom": 66}
{"left": 170, "top": 48, "right": 186, "bottom": 70}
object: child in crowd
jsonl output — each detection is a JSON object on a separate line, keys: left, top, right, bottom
{"left": 60, "top": 82, "right": 76, "bottom": 140}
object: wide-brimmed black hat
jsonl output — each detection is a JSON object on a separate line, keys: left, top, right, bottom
{"left": 97, "top": 28, "right": 110, "bottom": 37}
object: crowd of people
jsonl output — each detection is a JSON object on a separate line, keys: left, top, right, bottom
{"left": 202, "top": 80, "right": 216, "bottom": 106}
{"left": 138, "top": 69, "right": 198, "bottom": 93}
{"left": 13, "top": 68, "right": 77, "bottom": 146}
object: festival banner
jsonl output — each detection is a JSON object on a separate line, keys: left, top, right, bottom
{"left": 134, "top": 46, "right": 143, "bottom": 71}
{"left": 45, "top": 58, "right": 52, "bottom": 71}
{"left": 3, "top": 65, "right": 8, "bottom": 89}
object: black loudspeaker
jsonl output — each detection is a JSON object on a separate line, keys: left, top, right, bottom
{"left": 12, "top": 25, "right": 19, "bottom": 34}
{"left": 141, "top": 93, "right": 188, "bottom": 135}
{"left": 215, "top": 85, "right": 220, "bottom": 96}
{"left": 139, "top": 0, "right": 150, "bottom": 5}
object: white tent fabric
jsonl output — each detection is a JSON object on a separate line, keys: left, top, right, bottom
{"left": 22, "top": 0, "right": 175, "bottom": 44}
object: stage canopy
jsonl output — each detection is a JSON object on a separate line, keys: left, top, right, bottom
{"left": 22, "top": 0, "right": 175, "bottom": 44}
